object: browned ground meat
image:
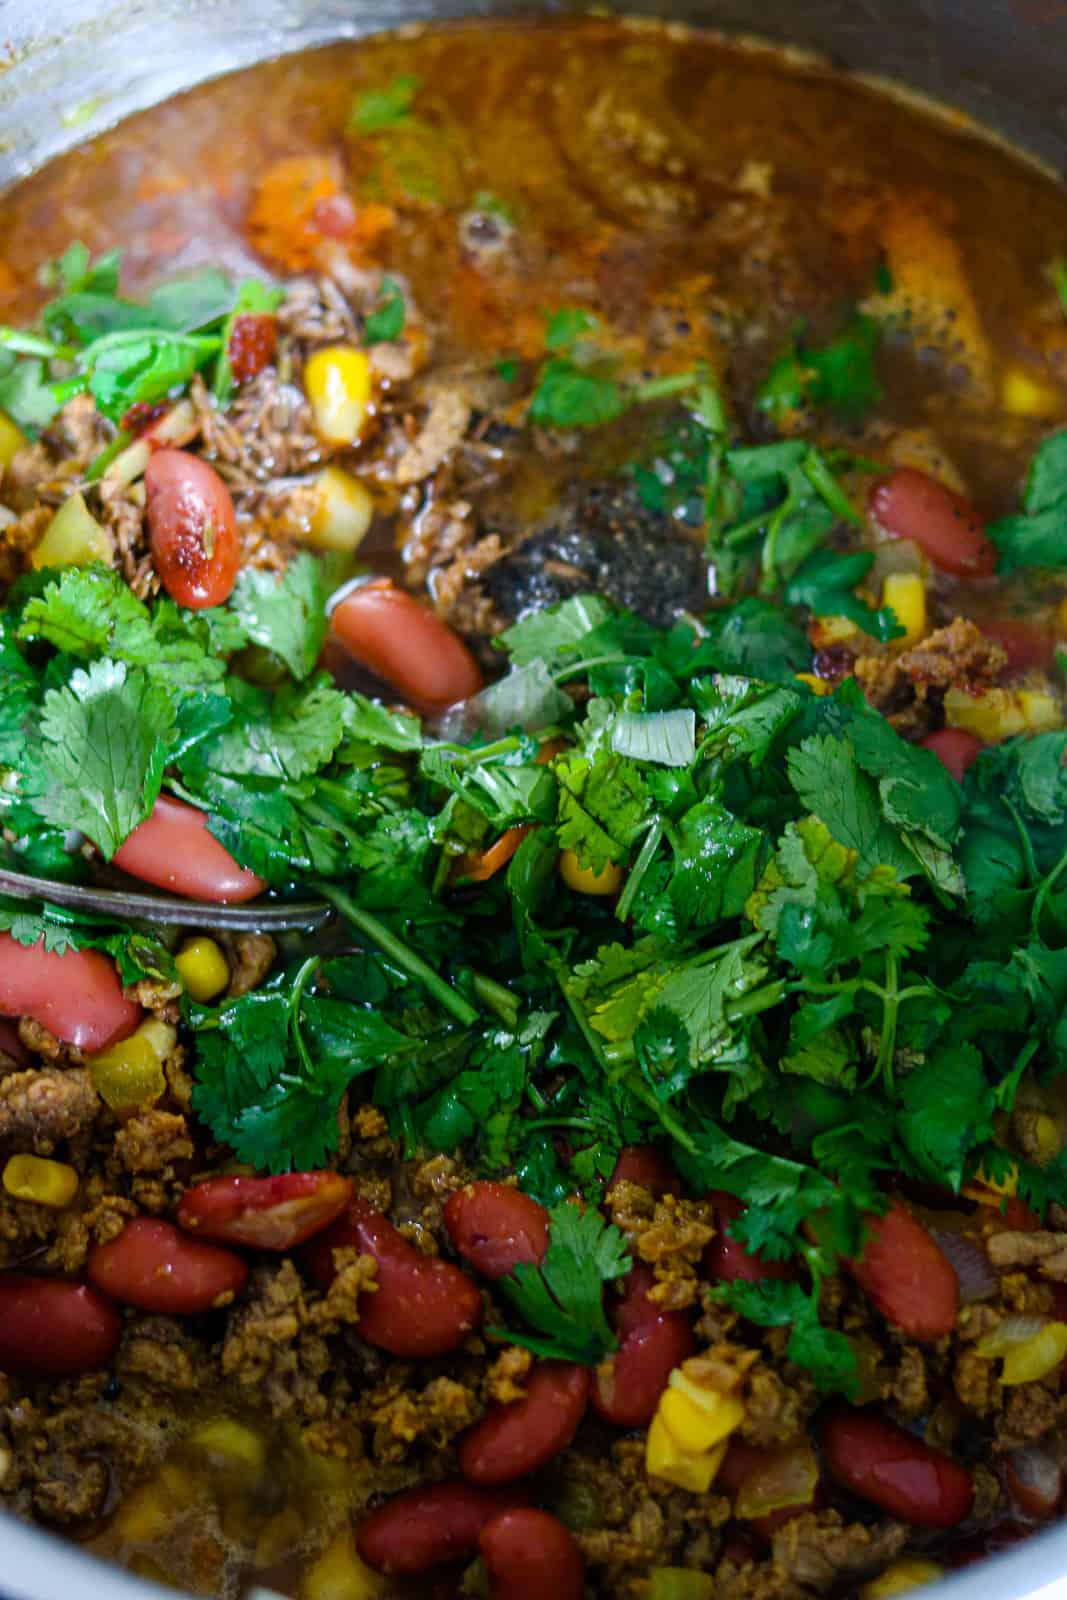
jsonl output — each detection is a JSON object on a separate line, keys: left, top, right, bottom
{"left": 854, "top": 618, "right": 1008, "bottom": 736}
{"left": 0, "top": 1068, "right": 98, "bottom": 1156}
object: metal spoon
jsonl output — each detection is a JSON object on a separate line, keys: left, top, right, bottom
{"left": 0, "top": 866, "right": 333, "bottom": 933}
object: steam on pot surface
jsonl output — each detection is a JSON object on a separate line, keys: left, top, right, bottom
{"left": 2, "top": 18, "right": 1067, "bottom": 1600}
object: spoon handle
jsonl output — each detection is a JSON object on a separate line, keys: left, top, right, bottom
{"left": 0, "top": 867, "right": 333, "bottom": 933}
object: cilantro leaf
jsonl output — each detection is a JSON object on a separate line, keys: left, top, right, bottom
{"left": 758, "top": 315, "right": 882, "bottom": 424}
{"left": 712, "top": 1279, "right": 857, "bottom": 1395}
{"left": 529, "top": 358, "right": 625, "bottom": 429}
{"left": 897, "top": 1043, "right": 996, "bottom": 1191}
{"left": 990, "top": 432, "right": 1067, "bottom": 573}
{"left": 785, "top": 549, "right": 904, "bottom": 643}
{"left": 495, "top": 1203, "right": 630, "bottom": 1364}
{"left": 363, "top": 276, "right": 406, "bottom": 344}
{"left": 28, "top": 659, "right": 175, "bottom": 858}
{"left": 229, "top": 554, "right": 331, "bottom": 680}
{"left": 349, "top": 75, "right": 421, "bottom": 134}
{"left": 544, "top": 308, "right": 599, "bottom": 351}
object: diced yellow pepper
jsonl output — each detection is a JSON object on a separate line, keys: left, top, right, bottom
{"left": 0, "top": 409, "right": 28, "bottom": 469}
{"left": 2, "top": 1153, "right": 79, "bottom": 1208}
{"left": 944, "top": 686, "right": 1063, "bottom": 744}
{"left": 306, "top": 466, "right": 375, "bottom": 552}
{"left": 175, "top": 937, "right": 230, "bottom": 1003}
{"left": 881, "top": 573, "right": 926, "bottom": 648}
{"left": 795, "top": 673, "right": 832, "bottom": 697}
{"left": 659, "top": 1387, "right": 745, "bottom": 1454}
{"left": 810, "top": 614, "right": 859, "bottom": 648}
{"left": 303, "top": 347, "right": 373, "bottom": 446}
{"left": 647, "top": 1569, "right": 716, "bottom": 1600}
{"left": 1001, "top": 367, "right": 1062, "bottom": 419}
{"left": 559, "top": 849, "right": 623, "bottom": 897}
{"left": 187, "top": 1417, "right": 266, "bottom": 1472}
{"left": 302, "top": 1529, "right": 388, "bottom": 1600}
{"left": 87, "top": 1019, "right": 176, "bottom": 1113}
{"left": 860, "top": 1557, "right": 946, "bottom": 1598}
{"left": 31, "top": 492, "right": 113, "bottom": 570}
{"left": 646, "top": 1414, "right": 726, "bottom": 1493}
{"left": 1001, "top": 1322, "right": 1067, "bottom": 1385}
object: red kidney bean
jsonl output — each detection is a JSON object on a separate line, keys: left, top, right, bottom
{"left": 312, "top": 193, "right": 358, "bottom": 240}
{"left": 919, "top": 728, "right": 984, "bottom": 784}
{"left": 178, "top": 1171, "right": 353, "bottom": 1250}
{"left": 330, "top": 579, "right": 484, "bottom": 714}
{"left": 0, "top": 1276, "right": 122, "bottom": 1377}
{"left": 145, "top": 448, "right": 240, "bottom": 609}
{"left": 869, "top": 468, "right": 996, "bottom": 578}
{"left": 443, "top": 1182, "right": 549, "bottom": 1280}
{"left": 978, "top": 617, "right": 1053, "bottom": 677}
{"left": 357, "top": 1481, "right": 526, "bottom": 1576}
{"left": 846, "top": 1201, "right": 959, "bottom": 1341}
{"left": 606, "top": 1144, "right": 681, "bottom": 1197}
{"left": 113, "top": 794, "right": 265, "bottom": 904}
{"left": 227, "top": 314, "right": 278, "bottom": 384}
{"left": 592, "top": 1265, "right": 695, "bottom": 1427}
{"left": 822, "top": 1406, "right": 974, "bottom": 1528}
{"left": 705, "top": 1191, "right": 792, "bottom": 1286}
{"left": 479, "top": 1509, "right": 585, "bottom": 1600}
{"left": 458, "top": 1361, "right": 590, "bottom": 1485}
{"left": 88, "top": 1217, "right": 248, "bottom": 1314}
{"left": 0, "top": 934, "right": 140, "bottom": 1052}
{"left": 302, "top": 1199, "right": 482, "bottom": 1357}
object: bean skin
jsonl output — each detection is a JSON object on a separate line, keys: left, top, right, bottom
{"left": 869, "top": 468, "right": 995, "bottom": 578}
{"left": 822, "top": 1406, "right": 974, "bottom": 1528}
{"left": 607, "top": 1144, "right": 681, "bottom": 1198}
{"left": 178, "top": 1171, "right": 353, "bottom": 1250}
{"left": 846, "top": 1201, "right": 959, "bottom": 1341}
{"left": 87, "top": 1217, "right": 248, "bottom": 1314}
{"left": 592, "top": 1265, "right": 695, "bottom": 1427}
{"left": 357, "top": 1481, "right": 526, "bottom": 1576}
{"left": 458, "top": 1361, "right": 590, "bottom": 1485}
{"left": 302, "top": 1198, "right": 483, "bottom": 1357}
{"left": 0, "top": 934, "right": 140, "bottom": 1052}
{"left": 443, "top": 1181, "right": 549, "bottom": 1280}
{"left": 480, "top": 1509, "right": 585, "bottom": 1600}
{"left": 113, "top": 794, "right": 265, "bottom": 903}
{"left": 0, "top": 1277, "right": 122, "bottom": 1377}
{"left": 331, "top": 579, "right": 483, "bottom": 713}
{"left": 145, "top": 448, "right": 240, "bottom": 609}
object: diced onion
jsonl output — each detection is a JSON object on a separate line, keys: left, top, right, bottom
{"left": 1007, "top": 1445, "right": 1064, "bottom": 1518}
{"left": 931, "top": 1230, "right": 997, "bottom": 1304}
{"left": 977, "top": 1317, "right": 1067, "bottom": 1384}
{"left": 735, "top": 1441, "right": 819, "bottom": 1521}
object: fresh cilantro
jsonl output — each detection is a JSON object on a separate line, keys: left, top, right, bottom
{"left": 349, "top": 74, "right": 421, "bottom": 134}
{"left": 757, "top": 314, "right": 882, "bottom": 424}
{"left": 494, "top": 1203, "right": 630, "bottom": 1364}
{"left": 363, "top": 276, "right": 406, "bottom": 344}
{"left": 228, "top": 554, "right": 332, "bottom": 681}
{"left": 544, "top": 307, "right": 599, "bottom": 351}
{"left": 712, "top": 1279, "right": 858, "bottom": 1395}
{"left": 611, "top": 709, "right": 696, "bottom": 768}
{"left": 214, "top": 277, "right": 285, "bottom": 404}
{"left": 529, "top": 358, "right": 625, "bottom": 429}
{"left": 990, "top": 431, "right": 1067, "bottom": 573}
{"left": 785, "top": 549, "right": 904, "bottom": 643}
{"left": 494, "top": 357, "right": 519, "bottom": 383}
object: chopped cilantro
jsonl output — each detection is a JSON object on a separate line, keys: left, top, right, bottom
{"left": 493, "top": 1202, "right": 630, "bottom": 1364}
{"left": 348, "top": 74, "right": 422, "bottom": 134}
{"left": 363, "top": 276, "right": 407, "bottom": 344}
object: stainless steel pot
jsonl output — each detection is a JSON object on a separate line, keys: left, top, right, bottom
{"left": 1, "top": 3, "right": 1066, "bottom": 1597}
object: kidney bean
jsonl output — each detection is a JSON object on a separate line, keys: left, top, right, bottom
{"left": 0, "top": 1276, "right": 122, "bottom": 1377}
{"left": 919, "top": 728, "right": 984, "bottom": 784}
{"left": 705, "top": 1191, "right": 792, "bottom": 1286}
{"left": 822, "top": 1406, "right": 974, "bottom": 1528}
{"left": 357, "top": 1480, "right": 526, "bottom": 1575}
{"left": 227, "top": 314, "right": 278, "bottom": 384}
{"left": 845, "top": 1200, "right": 959, "bottom": 1341}
{"left": 458, "top": 1361, "right": 590, "bottom": 1485}
{"left": 145, "top": 448, "right": 240, "bottom": 609}
{"left": 178, "top": 1171, "right": 353, "bottom": 1250}
{"left": 592, "top": 1265, "right": 695, "bottom": 1427}
{"left": 114, "top": 794, "right": 265, "bottom": 904}
{"left": 479, "top": 1509, "right": 585, "bottom": 1600}
{"left": 330, "top": 579, "right": 484, "bottom": 713}
{"left": 88, "top": 1217, "right": 248, "bottom": 1314}
{"left": 443, "top": 1182, "right": 549, "bottom": 1280}
{"left": 607, "top": 1144, "right": 681, "bottom": 1197}
{"left": 0, "top": 934, "right": 140, "bottom": 1052}
{"left": 869, "top": 468, "right": 996, "bottom": 578}
{"left": 978, "top": 617, "right": 1053, "bottom": 677}
{"left": 302, "top": 1198, "right": 482, "bottom": 1357}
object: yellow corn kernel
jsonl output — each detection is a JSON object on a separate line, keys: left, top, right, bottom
{"left": 881, "top": 573, "right": 926, "bottom": 648}
{"left": 2, "top": 1153, "right": 79, "bottom": 1208}
{"left": 860, "top": 1557, "right": 946, "bottom": 1598}
{"left": 175, "top": 937, "right": 230, "bottom": 1003}
{"left": 1001, "top": 1322, "right": 1067, "bottom": 1385}
{"left": 659, "top": 1387, "right": 744, "bottom": 1454}
{"left": 187, "top": 1417, "right": 266, "bottom": 1472}
{"left": 0, "top": 409, "right": 27, "bottom": 469}
{"left": 1018, "top": 691, "right": 1063, "bottom": 733}
{"left": 646, "top": 1415, "right": 726, "bottom": 1493}
{"left": 559, "top": 849, "right": 623, "bottom": 897}
{"left": 31, "top": 492, "right": 112, "bottom": 570}
{"left": 1001, "top": 367, "right": 1062, "bottom": 420}
{"left": 810, "top": 614, "right": 859, "bottom": 648}
{"left": 306, "top": 466, "right": 374, "bottom": 553}
{"left": 944, "top": 686, "right": 1025, "bottom": 744}
{"left": 304, "top": 347, "right": 372, "bottom": 446}
{"left": 302, "top": 1529, "right": 388, "bottom": 1600}
{"left": 88, "top": 1019, "right": 175, "bottom": 1114}
{"left": 112, "top": 1479, "right": 179, "bottom": 1544}
{"left": 795, "top": 673, "right": 832, "bottom": 697}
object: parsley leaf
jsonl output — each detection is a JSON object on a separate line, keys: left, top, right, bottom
{"left": 494, "top": 1203, "right": 630, "bottom": 1364}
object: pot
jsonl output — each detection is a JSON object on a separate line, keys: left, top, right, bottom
{"left": 0, "top": 3, "right": 1066, "bottom": 1598}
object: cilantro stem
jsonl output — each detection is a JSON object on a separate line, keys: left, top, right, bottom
{"left": 802, "top": 449, "right": 863, "bottom": 528}
{"left": 0, "top": 327, "right": 77, "bottom": 361}
{"left": 288, "top": 955, "right": 321, "bottom": 1076}
{"left": 1053, "top": 258, "right": 1067, "bottom": 321}
{"left": 873, "top": 953, "right": 899, "bottom": 1092}
{"left": 552, "top": 653, "right": 631, "bottom": 685}
{"left": 615, "top": 817, "right": 664, "bottom": 924}
{"left": 465, "top": 969, "right": 521, "bottom": 1029}
{"left": 632, "top": 372, "right": 703, "bottom": 402}
{"left": 625, "top": 1076, "right": 699, "bottom": 1156}
{"left": 313, "top": 882, "right": 479, "bottom": 1027}
{"left": 85, "top": 428, "right": 132, "bottom": 483}
{"left": 1003, "top": 798, "right": 1040, "bottom": 887}
{"left": 996, "top": 1037, "right": 1039, "bottom": 1111}
{"left": 1031, "top": 850, "right": 1067, "bottom": 937}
